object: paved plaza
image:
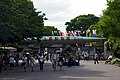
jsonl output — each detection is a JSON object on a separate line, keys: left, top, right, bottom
{"left": 0, "top": 61, "right": 120, "bottom": 80}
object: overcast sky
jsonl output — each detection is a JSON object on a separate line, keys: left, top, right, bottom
{"left": 31, "top": 0, "right": 107, "bottom": 32}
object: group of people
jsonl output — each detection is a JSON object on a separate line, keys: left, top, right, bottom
{"left": 0, "top": 50, "right": 66, "bottom": 73}
{"left": 0, "top": 47, "right": 113, "bottom": 73}
{"left": 81, "top": 50, "right": 101, "bottom": 64}
{"left": 0, "top": 53, "right": 19, "bottom": 72}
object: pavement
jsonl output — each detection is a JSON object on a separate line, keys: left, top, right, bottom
{"left": 0, "top": 60, "right": 120, "bottom": 80}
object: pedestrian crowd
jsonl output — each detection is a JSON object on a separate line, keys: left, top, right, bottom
{"left": 0, "top": 48, "right": 111, "bottom": 73}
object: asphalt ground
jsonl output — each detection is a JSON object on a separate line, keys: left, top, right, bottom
{"left": 0, "top": 60, "right": 120, "bottom": 80}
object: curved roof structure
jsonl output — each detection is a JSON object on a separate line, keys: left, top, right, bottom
{"left": 41, "top": 36, "right": 106, "bottom": 41}
{"left": 40, "top": 36, "right": 106, "bottom": 47}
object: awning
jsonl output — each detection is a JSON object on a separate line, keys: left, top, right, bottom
{"left": 0, "top": 47, "right": 17, "bottom": 51}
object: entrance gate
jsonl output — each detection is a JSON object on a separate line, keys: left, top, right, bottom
{"left": 40, "top": 36, "right": 106, "bottom": 60}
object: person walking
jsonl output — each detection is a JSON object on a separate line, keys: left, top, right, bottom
{"left": 38, "top": 55, "right": 44, "bottom": 71}
{"left": 0, "top": 55, "right": 3, "bottom": 73}
{"left": 22, "top": 56, "right": 28, "bottom": 72}
{"left": 29, "top": 55, "right": 36, "bottom": 72}
{"left": 83, "top": 51, "right": 89, "bottom": 61}
{"left": 9, "top": 56, "right": 15, "bottom": 69}
{"left": 58, "top": 55, "right": 64, "bottom": 71}
{"left": 68, "top": 56, "right": 73, "bottom": 67}
{"left": 2, "top": 55, "right": 9, "bottom": 71}
{"left": 94, "top": 53, "right": 99, "bottom": 64}
{"left": 14, "top": 54, "right": 19, "bottom": 67}
{"left": 51, "top": 53, "right": 58, "bottom": 71}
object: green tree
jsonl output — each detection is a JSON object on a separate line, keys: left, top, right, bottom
{"left": 42, "top": 26, "right": 59, "bottom": 36}
{"left": 96, "top": 0, "right": 120, "bottom": 58}
{"left": 0, "top": 0, "right": 16, "bottom": 44}
{"left": 0, "top": 0, "right": 46, "bottom": 45}
{"left": 97, "top": 0, "right": 120, "bottom": 38}
{"left": 65, "top": 14, "right": 99, "bottom": 36}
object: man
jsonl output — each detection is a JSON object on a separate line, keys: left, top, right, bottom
{"left": 9, "top": 56, "right": 15, "bottom": 69}
{"left": 51, "top": 53, "right": 58, "bottom": 71}
{"left": 22, "top": 56, "right": 27, "bottom": 72}
{"left": 83, "top": 51, "right": 89, "bottom": 60}
{"left": 58, "top": 55, "right": 64, "bottom": 71}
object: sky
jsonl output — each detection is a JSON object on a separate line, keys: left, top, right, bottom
{"left": 31, "top": 0, "right": 107, "bottom": 32}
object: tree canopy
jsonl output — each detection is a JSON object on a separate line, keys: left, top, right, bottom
{"left": 96, "top": 0, "right": 120, "bottom": 58}
{"left": 65, "top": 14, "right": 99, "bottom": 36}
{"left": 0, "top": 0, "right": 46, "bottom": 44}
{"left": 42, "top": 26, "right": 59, "bottom": 36}
{"left": 96, "top": 0, "right": 120, "bottom": 38}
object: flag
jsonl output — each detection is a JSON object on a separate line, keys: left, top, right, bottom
{"left": 75, "top": 31, "right": 79, "bottom": 36}
{"left": 66, "top": 31, "right": 70, "bottom": 36}
{"left": 62, "top": 32, "right": 65, "bottom": 36}
{"left": 54, "top": 31, "right": 57, "bottom": 36}
{"left": 49, "top": 37, "right": 52, "bottom": 40}
{"left": 52, "top": 31, "right": 54, "bottom": 36}
{"left": 59, "top": 31, "right": 64, "bottom": 36}
{"left": 68, "top": 31, "right": 74, "bottom": 36}
{"left": 73, "top": 31, "right": 76, "bottom": 36}
{"left": 76, "top": 43, "right": 78, "bottom": 47}
{"left": 74, "top": 31, "right": 81, "bottom": 36}
{"left": 78, "top": 31, "right": 81, "bottom": 36}
{"left": 52, "top": 31, "right": 58, "bottom": 36}
{"left": 92, "top": 30, "right": 96, "bottom": 37}
{"left": 61, "top": 37, "right": 64, "bottom": 40}
{"left": 38, "top": 48, "right": 41, "bottom": 54}
{"left": 71, "top": 31, "right": 74, "bottom": 36}
{"left": 68, "top": 31, "right": 71, "bottom": 36}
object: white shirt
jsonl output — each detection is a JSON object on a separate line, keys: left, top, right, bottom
{"left": 9, "top": 57, "right": 15, "bottom": 63}
{"left": 108, "top": 55, "right": 112, "bottom": 60}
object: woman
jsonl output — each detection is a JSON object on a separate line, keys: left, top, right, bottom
{"left": 38, "top": 54, "right": 44, "bottom": 71}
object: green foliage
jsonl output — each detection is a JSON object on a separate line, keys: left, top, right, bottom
{"left": 111, "top": 58, "right": 120, "bottom": 65}
{"left": 0, "top": 0, "right": 45, "bottom": 44}
{"left": 65, "top": 14, "right": 99, "bottom": 36}
{"left": 96, "top": 0, "right": 120, "bottom": 58}
{"left": 96, "top": 0, "right": 120, "bottom": 38}
{"left": 42, "top": 26, "right": 59, "bottom": 36}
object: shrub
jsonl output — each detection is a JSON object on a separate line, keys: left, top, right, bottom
{"left": 111, "top": 58, "right": 120, "bottom": 65}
